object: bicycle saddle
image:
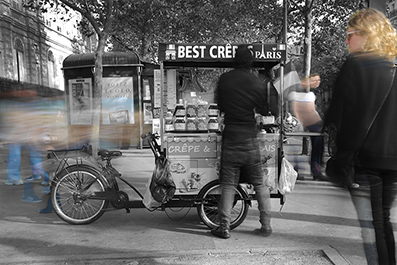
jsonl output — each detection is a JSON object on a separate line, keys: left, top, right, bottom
{"left": 98, "top": 150, "right": 123, "bottom": 158}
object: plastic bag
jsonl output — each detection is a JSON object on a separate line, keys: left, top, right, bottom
{"left": 149, "top": 157, "right": 176, "bottom": 203}
{"left": 278, "top": 158, "right": 298, "bottom": 195}
{"left": 142, "top": 178, "right": 161, "bottom": 210}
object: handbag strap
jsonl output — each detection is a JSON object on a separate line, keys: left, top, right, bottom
{"left": 358, "top": 67, "right": 396, "bottom": 153}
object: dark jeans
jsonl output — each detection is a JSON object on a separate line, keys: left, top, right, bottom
{"left": 357, "top": 167, "right": 397, "bottom": 265}
{"left": 218, "top": 125, "right": 271, "bottom": 229}
{"left": 305, "top": 125, "right": 324, "bottom": 175}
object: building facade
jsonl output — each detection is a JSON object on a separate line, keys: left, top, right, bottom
{"left": 388, "top": 0, "right": 397, "bottom": 27}
{"left": 0, "top": 0, "right": 94, "bottom": 91}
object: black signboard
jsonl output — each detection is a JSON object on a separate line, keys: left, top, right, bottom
{"left": 158, "top": 43, "right": 286, "bottom": 63}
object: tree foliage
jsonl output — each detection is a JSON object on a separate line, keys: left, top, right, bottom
{"left": 111, "top": 0, "right": 284, "bottom": 62}
{"left": 23, "top": 0, "right": 375, "bottom": 149}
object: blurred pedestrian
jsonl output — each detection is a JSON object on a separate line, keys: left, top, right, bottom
{"left": 1, "top": 90, "right": 49, "bottom": 187}
{"left": 211, "top": 45, "right": 272, "bottom": 239}
{"left": 289, "top": 75, "right": 328, "bottom": 181}
{"left": 325, "top": 8, "right": 397, "bottom": 265}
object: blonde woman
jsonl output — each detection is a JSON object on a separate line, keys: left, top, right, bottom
{"left": 325, "top": 8, "right": 397, "bottom": 265}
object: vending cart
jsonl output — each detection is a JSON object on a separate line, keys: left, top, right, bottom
{"left": 155, "top": 43, "right": 287, "bottom": 200}
{"left": 48, "top": 43, "right": 289, "bottom": 229}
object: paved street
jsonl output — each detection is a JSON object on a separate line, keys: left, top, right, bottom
{"left": 0, "top": 140, "right": 392, "bottom": 265}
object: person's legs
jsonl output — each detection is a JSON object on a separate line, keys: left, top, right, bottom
{"left": 6, "top": 144, "right": 22, "bottom": 185}
{"left": 367, "top": 170, "right": 397, "bottom": 265}
{"left": 218, "top": 182, "right": 237, "bottom": 229}
{"left": 254, "top": 182, "right": 272, "bottom": 233}
{"left": 310, "top": 135, "right": 324, "bottom": 174}
{"left": 212, "top": 139, "right": 241, "bottom": 238}
{"left": 243, "top": 137, "right": 272, "bottom": 235}
{"left": 306, "top": 125, "right": 325, "bottom": 179}
{"left": 380, "top": 171, "right": 397, "bottom": 265}
{"left": 28, "top": 144, "right": 44, "bottom": 179}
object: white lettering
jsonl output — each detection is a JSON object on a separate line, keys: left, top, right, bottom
{"left": 209, "top": 46, "right": 217, "bottom": 58}
{"left": 168, "top": 144, "right": 202, "bottom": 153}
{"left": 178, "top": 46, "right": 185, "bottom": 58}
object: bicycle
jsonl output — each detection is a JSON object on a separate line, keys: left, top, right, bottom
{"left": 49, "top": 132, "right": 251, "bottom": 229}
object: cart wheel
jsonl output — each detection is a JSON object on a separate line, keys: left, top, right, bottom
{"left": 51, "top": 165, "right": 108, "bottom": 225}
{"left": 197, "top": 180, "right": 249, "bottom": 230}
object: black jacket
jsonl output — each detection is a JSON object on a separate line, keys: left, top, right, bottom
{"left": 325, "top": 53, "right": 397, "bottom": 170}
{"left": 217, "top": 68, "right": 269, "bottom": 126}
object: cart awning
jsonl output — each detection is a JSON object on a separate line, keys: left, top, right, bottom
{"left": 158, "top": 43, "right": 286, "bottom": 68}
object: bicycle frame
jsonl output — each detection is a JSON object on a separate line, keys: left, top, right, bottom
{"left": 49, "top": 132, "right": 252, "bottom": 229}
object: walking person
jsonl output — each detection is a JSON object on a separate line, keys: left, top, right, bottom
{"left": 307, "top": 74, "right": 327, "bottom": 180}
{"left": 325, "top": 8, "right": 397, "bottom": 265}
{"left": 2, "top": 91, "right": 49, "bottom": 188}
{"left": 211, "top": 45, "right": 273, "bottom": 239}
{"left": 290, "top": 75, "right": 328, "bottom": 181}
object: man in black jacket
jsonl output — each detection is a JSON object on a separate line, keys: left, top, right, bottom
{"left": 211, "top": 45, "right": 273, "bottom": 239}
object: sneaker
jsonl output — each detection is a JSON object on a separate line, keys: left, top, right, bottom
{"left": 254, "top": 227, "right": 273, "bottom": 237}
{"left": 350, "top": 182, "right": 360, "bottom": 189}
{"left": 313, "top": 173, "right": 330, "bottom": 181}
{"left": 22, "top": 194, "right": 42, "bottom": 203}
{"left": 25, "top": 175, "right": 42, "bottom": 181}
{"left": 211, "top": 226, "right": 231, "bottom": 239}
{"left": 5, "top": 179, "right": 23, "bottom": 185}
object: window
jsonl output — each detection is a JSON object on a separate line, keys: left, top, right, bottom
{"left": 48, "top": 50, "right": 57, "bottom": 88}
{"left": 14, "top": 38, "right": 25, "bottom": 82}
{"left": 12, "top": 0, "right": 20, "bottom": 9}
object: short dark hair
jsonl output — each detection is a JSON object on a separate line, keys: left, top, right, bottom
{"left": 234, "top": 45, "right": 254, "bottom": 68}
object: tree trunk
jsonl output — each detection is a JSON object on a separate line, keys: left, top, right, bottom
{"left": 91, "top": 33, "right": 107, "bottom": 158}
{"left": 303, "top": 0, "right": 313, "bottom": 79}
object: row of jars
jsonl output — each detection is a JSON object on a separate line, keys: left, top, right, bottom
{"left": 165, "top": 116, "right": 220, "bottom": 132}
{"left": 174, "top": 103, "right": 219, "bottom": 118}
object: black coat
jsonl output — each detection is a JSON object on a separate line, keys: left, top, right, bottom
{"left": 325, "top": 53, "right": 397, "bottom": 170}
{"left": 217, "top": 68, "right": 269, "bottom": 126}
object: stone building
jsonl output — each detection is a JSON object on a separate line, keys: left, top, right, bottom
{"left": 0, "top": 0, "right": 94, "bottom": 91}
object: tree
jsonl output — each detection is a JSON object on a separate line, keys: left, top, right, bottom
{"left": 25, "top": 0, "right": 119, "bottom": 157}
{"left": 111, "top": 0, "right": 284, "bottom": 62}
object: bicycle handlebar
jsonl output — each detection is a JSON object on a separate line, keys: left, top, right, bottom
{"left": 141, "top": 132, "right": 160, "bottom": 140}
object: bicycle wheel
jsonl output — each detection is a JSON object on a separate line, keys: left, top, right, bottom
{"left": 51, "top": 165, "right": 109, "bottom": 225}
{"left": 197, "top": 180, "right": 249, "bottom": 230}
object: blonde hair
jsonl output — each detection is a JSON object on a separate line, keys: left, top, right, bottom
{"left": 348, "top": 8, "right": 397, "bottom": 61}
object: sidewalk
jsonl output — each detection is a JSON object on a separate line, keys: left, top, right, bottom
{"left": 0, "top": 143, "right": 379, "bottom": 265}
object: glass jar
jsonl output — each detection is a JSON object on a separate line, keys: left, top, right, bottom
{"left": 186, "top": 117, "right": 197, "bottom": 131}
{"left": 208, "top": 117, "right": 219, "bottom": 132}
{"left": 165, "top": 117, "right": 174, "bottom": 132}
{"left": 174, "top": 117, "right": 186, "bottom": 131}
{"left": 174, "top": 104, "right": 186, "bottom": 117}
{"left": 186, "top": 104, "right": 197, "bottom": 117}
{"left": 208, "top": 104, "right": 219, "bottom": 117}
{"left": 197, "top": 117, "right": 207, "bottom": 131}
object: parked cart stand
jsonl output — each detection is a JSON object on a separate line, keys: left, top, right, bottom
{"left": 47, "top": 42, "right": 289, "bottom": 230}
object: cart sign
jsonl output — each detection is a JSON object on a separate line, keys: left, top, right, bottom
{"left": 158, "top": 43, "right": 286, "bottom": 62}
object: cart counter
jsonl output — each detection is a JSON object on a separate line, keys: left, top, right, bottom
{"left": 163, "top": 132, "right": 279, "bottom": 195}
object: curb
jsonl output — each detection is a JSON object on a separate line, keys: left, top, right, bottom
{"left": 0, "top": 247, "right": 350, "bottom": 265}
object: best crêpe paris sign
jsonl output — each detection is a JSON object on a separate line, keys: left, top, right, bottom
{"left": 158, "top": 43, "right": 286, "bottom": 62}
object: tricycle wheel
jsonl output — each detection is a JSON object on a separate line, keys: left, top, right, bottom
{"left": 51, "top": 166, "right": 108, "bottom": 225}
{"left": 196, "top": 180, "right": 249, "bottom": 230}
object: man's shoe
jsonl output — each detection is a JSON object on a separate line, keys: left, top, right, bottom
{"left": 254, "top": 227, "right": 272, "bottom": 237}
{"left": 25, "top": 175, "right": 42, "bottom": 181}
{"left": 211, "top": 226, "right": 230, "bottom": 239}
{"left": 313, "top": 174, "right": 329, "bottom": 181}
{"left": 5, "top": 179, "right": 23, "bottom": 185}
